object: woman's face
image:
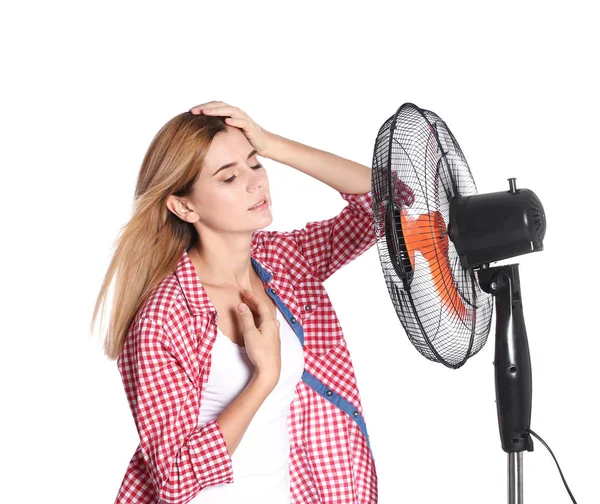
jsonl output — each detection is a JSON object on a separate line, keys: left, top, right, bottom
{"left": 184, "top": 125, "right": 272, "bottom": 233}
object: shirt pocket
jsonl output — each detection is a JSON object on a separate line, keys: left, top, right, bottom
{"left": 295, "top": 276, "right": 343, "bottom": 354}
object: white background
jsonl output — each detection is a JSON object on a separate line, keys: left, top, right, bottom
{"left": 2, "top": 1, "right": 598, "bottom": 503}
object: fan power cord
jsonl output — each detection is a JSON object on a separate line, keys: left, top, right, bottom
{"left": 526, "top": 428, "right": 578, "bottom": 503}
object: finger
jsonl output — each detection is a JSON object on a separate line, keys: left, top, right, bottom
{"left": 189, "top": 103, "right": 213, "bottom": 113}
{"left": 202, "top": 105, "right": 244, "bottom": 117}
{"left": 223, "top": 116, "right": 245, "bottom": 126}
{"left": 241, "top": 289, "right": 271, "bottom": 325}
{"left": 189, "top": 101, "right": 227, "bottom": 114}
{"left": 237, "top": 302, "right": 258, "bottom": 330}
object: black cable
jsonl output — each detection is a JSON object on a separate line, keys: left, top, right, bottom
{"left": 526, "top": 428, "right": 578, "bottom": 503}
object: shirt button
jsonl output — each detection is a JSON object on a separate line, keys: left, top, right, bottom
{"left": 270, "top": 288, "right": 276, "bottom": 294}
{"left": 305, "top": 305, "right": 312, "bottom": 311}
{"left": 326, "top": 390, "right": 333, "bottom": 396}
{"left": 353, "top": 411, "right": 359, "bottom": 417}
{"left": 290, "top": 317, "right": 296, "bottom": 323}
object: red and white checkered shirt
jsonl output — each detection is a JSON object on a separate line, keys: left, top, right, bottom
{"left": 115, "top": 179, "right": 415, "bottom": 504}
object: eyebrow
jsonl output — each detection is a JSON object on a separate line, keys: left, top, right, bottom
{"left": 212, "top": 149, "right": 259, "bottom": 177}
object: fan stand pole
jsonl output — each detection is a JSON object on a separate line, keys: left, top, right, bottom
{"left": 477, "top": 264, "right": 534, "bottom": 504}
{"left": 508, "top": 452, "right": 523, "bottom": 503}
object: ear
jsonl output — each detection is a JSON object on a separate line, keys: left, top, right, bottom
{"left": 165, "top": 194, "right": 199, "bottom": 223}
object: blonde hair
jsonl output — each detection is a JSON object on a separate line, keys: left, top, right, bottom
{"left": 90, "top": 112, "right": 228, "bottom": 360}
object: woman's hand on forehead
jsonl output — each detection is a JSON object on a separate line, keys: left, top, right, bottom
{"left": 189, "top": 100, "right": 274, "bottom": 158}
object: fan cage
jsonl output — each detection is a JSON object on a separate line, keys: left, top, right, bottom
{"left": 372, "top": 103, "right": 492, "bottom": 369}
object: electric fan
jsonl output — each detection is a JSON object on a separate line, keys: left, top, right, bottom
{"left": 370, "top": 103, "right": 573, "bottom": 503}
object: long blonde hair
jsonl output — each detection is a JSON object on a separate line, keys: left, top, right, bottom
{"left": 90, "top": 112, "right": 228, "bottom": 360}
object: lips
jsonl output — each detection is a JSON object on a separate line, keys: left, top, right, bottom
{"left": 249, "top": 197, "right": 267, "bottom": 210}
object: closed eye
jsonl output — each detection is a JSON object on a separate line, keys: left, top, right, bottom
{"left": 224, "top": 164, "right": 263, "bottom": 183}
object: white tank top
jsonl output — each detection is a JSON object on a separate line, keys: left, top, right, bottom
{"left": 190, "top": 306, "right": 305, "bottom": 504}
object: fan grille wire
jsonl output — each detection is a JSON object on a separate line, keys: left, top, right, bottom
{"left": 372, "top": 104, "right": 493, "bottom": 368}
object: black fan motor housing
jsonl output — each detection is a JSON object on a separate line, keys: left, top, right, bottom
{"left": 449, "top": 181, "right": 546, "bottom": 269}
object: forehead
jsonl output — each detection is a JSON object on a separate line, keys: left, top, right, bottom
{"left": 203, "top": 126, "right": 253, "bottom": 168}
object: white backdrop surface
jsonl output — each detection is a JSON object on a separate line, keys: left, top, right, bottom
{"left": 1, "top": 1, "right": 598, "bottom": 503}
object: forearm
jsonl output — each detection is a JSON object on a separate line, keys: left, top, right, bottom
{"left": 263, "top": 131, "right": 371, "bottom": 195}
{"left": 216, "top": 372, "right": 275, "bottom": 456}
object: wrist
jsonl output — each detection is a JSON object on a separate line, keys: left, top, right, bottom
{"left": 251, "top": 370, "right": 278, "bottom": 393}
{"left": 261, "top": 131, "right": 284, "bottom": 160}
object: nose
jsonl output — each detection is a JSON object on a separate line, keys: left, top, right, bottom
{"left": 250, "top": 170, "right": 267, "bottom": 193}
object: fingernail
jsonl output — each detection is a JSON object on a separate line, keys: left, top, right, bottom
{"left": 239, "top": 303, "right": 247, "bottom": 312}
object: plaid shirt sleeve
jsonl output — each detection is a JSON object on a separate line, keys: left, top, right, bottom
{"left": 118, "top": 316, "right": 233, "bottom": 504}
{"left": 278, "top": 174, "right": 414, "bottom": 283}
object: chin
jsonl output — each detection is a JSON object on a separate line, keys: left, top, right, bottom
{"left": 252, "top": 213, "right": 273, "bottom": 230}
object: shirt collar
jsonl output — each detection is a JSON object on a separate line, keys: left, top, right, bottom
{"left": 175, "top": 241, "right": 274, "bottom": 317}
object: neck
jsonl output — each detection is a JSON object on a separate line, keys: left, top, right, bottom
{"left": 189, "top": 241, "right": 256, "bottom": 291}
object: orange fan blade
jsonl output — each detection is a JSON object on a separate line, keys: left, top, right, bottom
{"left": 400, "top": 209, "right": 468, "bottom": 319}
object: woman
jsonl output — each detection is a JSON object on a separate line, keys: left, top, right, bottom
{"left": 92, "top": 101, "right": 414, "bottom": 504}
